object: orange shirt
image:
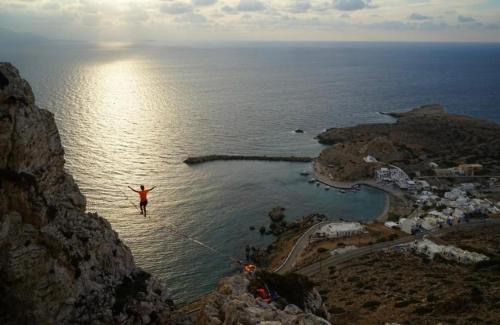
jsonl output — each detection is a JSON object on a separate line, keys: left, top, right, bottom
{"left": 139, "top": 190, "right": 150, "bottom": 202}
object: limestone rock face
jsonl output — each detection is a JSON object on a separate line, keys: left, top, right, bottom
{"left": 0, "top": 63, "right": 177, "bottom": 324}
{"left": 197, "top": 274, "right": 331, "bottom": 325}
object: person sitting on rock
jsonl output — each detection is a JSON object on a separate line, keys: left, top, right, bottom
{"left": 128, "top": 185, "right": 156, "bottom": 217}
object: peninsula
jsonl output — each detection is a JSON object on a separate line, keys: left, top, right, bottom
{"left": 315, "top": 104, "right": 500, "bottom": 183}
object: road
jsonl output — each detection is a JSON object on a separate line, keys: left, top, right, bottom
{"left": 274, "top": 221, "right": 329, "bottom": 274}
{"left": 295, "top": 219, "right": 500, "bottom": 277}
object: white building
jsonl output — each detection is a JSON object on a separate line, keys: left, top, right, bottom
{"left": 400, "top": 218, "right": 420, "bottom": 234}
{"left": 375, "top": 165, "right": 414, "bottom": 189}
{"left": 315, "top": 222, "right": 364, "bottom": 238}
{"left": 363, "top": 155, "right": 378, "bottom": 163}
{"left": 384, "top": 221, "right": 399, "bottom": 229}
{"left": 429, "top": 162, "right": 439, "bottom": 168}
{"left": 411, "top": 239, "right": 489, "bottom": 264}
{"left": 416, "top": 180, "right": 431, "bottom": 191}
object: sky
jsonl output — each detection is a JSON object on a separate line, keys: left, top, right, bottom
{"left": 1, "top": 0, "right": 500, "bottom": 43}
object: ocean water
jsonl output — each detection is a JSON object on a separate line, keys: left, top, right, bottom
{"left": 2, "top": 42, "right": 500, "bottom": 302}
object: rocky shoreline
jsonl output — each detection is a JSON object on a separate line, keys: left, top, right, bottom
{"left": 184, "top": 154, "right": 313, "bottom": 165}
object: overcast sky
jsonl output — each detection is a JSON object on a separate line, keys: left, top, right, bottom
{"left": 1, "top": 0, "right": 500, "bottom": 42}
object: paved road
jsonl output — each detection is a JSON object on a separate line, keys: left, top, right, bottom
{"left": 295, "top": 219, "right": 500, "bottom": 277}
{"left": 274, "top": 221, "right": 330, "bottom": 274}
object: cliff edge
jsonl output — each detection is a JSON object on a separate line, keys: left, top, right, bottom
{"left": 0, "top": 63, "right": 177, "bottom": 324}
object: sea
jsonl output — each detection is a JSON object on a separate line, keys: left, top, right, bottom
{"left": 1, "top": 41, "right": 499, "bottom": 303}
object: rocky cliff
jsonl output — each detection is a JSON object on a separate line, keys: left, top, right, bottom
{"left": 0, "top": 62, "right": 331, "bottom": 325}
{"left": 0, "top": 63, "right": 177, "bottom": 324}
{"left": 198, "top": 274, "right": 330, "bottom": 324}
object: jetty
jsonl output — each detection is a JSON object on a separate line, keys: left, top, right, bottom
{"left": 184, "top": 155, "right": 314, "bottom": 165}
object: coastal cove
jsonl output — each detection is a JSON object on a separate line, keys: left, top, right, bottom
{"left": 2, "top": 42, "right": 500, "bottom": 304}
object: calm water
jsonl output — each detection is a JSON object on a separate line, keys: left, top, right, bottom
{"left": 2, "top": 42, "right": 500, "bottom": 302}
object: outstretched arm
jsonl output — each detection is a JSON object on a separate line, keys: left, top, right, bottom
{"left": 149, "top": 186, "right": 157, "bottom": 191}
{"left": 128, "top": 186, "right": 139, "bottom": 193}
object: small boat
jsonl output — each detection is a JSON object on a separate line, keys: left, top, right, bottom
{"left": 316, "top": 182, "right": 320, "bottom": 187}
{"left": 308, "top": 179, "right": 316, "bottom": 184}
{"left": 324, "top": 187, "right": 330, "bottom": 191}
{"left": 300, "top": 171, "right": 310, "bottom": 176}
{"left": 339, "top": 190, "right": 346, "bottom": 193}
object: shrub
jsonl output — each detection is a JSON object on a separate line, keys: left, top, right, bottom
{"left": 317, "top": 247, "right": 329, "bottom": 253}
{"left": 362, "top": 300, "right": 381, "bottom": 310}
{"left": 388, "top": 233, "right": 399, "bottom": 241}
{"left": 414, "top": 305, "right": 433, "bottom": 314}
{"left": 394, "top": 299, "right": 419, "bottom": 308}
{"left": 329, "top": 306, "right": 345, "bottom": 314}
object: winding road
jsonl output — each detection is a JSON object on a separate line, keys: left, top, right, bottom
{"left": 274, "top": 221, "right": 330, "bottom": 274}
{"left": 282, "top": 219, "right": 500, "bottom": 276}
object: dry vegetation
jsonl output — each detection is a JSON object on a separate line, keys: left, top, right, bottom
{"left": 316, "top": 105, "right": 500, "bottom": 181}
{"left": 311, "top": 225, "right": 500, "bottom": 324}
{"left": 297, "top": 223, "right": 404, "bottom": 268}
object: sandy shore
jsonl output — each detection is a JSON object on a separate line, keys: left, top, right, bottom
{"left": 313, "top": 161, "right": 394, "bottom": 222}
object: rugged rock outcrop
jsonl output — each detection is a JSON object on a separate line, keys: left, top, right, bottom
{"left": 0, "top": 63, "right": 177, "bottom": 324}
{"left": 197, "top": 273, "right": 330, "bottom": 324}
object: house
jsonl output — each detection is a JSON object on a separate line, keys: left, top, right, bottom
{"left": 315, "top": 222, "right": 365, "bottom": 238}
{"left": 363, "top": 155, "right": 378, "bottom": 163}
{"left": 384, "top": 221, "right": 399, "bottom": 229}
{"left": 400, "top": 218, "right": 420, "bottom": 234}
{"left": 429, "top": 162, "right": 439, "bottom": 168}
{"left": 375, "top": 168, "right": 391, "bottom": 181}
{"left": 410, "top": 239, "right": 489, "bottom": 264}
{"left": 375, "top": 165, "right": 414, "bottom": 189}
{"left": 458, "top": 164, "right": 483, "bottom": 176}
{"left": 416, "top": 180, "right": 431, "bottom": 191}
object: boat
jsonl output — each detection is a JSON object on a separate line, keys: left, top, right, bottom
{"left": 308, "top": 179, "right": 316, "bottom": 184}
{"left": 339, "top": 190, "right": 346, "bottom": 193}
{"left": 316, "top": 182, "right": 320, "bottom": 186}
{"left": 300, "top": 171, "right": 310, "bottom": 176}
{"left": 324, "top": 186, "right": 330, "bottom": 191}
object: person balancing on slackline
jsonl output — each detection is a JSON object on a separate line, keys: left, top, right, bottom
{"left": 128, "top": 185, "right": 156, "bottom": 217}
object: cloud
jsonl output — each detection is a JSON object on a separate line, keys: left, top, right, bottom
{"left": 333, "top": 0, "right": 374, "bottom": 11}
{"left": 124, "top": 5, "right": 149, "bottom": 24}
{"left": 221, "top": 5, "right": 237, "bottom": 14}
{"left": 457, "top": 15, "right": 475, "bottom": 23}
{"left": 288, "top": 1, "right": 311, "bottom": 14}
{"left": 174, "top": 12, "right": 208, "bottom": 24}
{"left": 192, "top": 0, "right": 217, "bottom": 7}
{"left": 236, "top": 0, "right": 265, "bottom": 12}
{"left": 408, "top": 13, "right": 431, "bottom": 21}
{"left": 160, "top": 2, "right": 193, "bottom": 15}
{"left": 42, "top": 2, "right": 60, "bottom": 10}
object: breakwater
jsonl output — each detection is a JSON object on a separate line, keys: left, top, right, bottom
{"left": 184, "top": 155, "right": 314, "bottom": 165}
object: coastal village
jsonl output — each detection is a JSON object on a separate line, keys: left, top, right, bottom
{"left": 183, "top": 105, "right": 500, "bottom": 323}
{"left": 3, "top": 61, "right": 500, "bottom": 324}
